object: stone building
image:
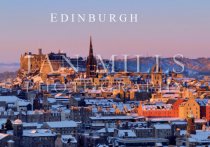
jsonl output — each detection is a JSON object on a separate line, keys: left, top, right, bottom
{"left": 138, "top": 98, "right": 184, "bottom": 117}
{"left": 179, "top": 98, "right": 200, "bottom": 119}
{"left": 134, "top": 128, "right": 154, "bottom": 138}
{"left": 42, "top": 120, "right": 77, "bottom": 135}
{"left": 20, "top": 49, "right": 45, "bottom": 73}
{"left": 197, "top": 99, "right": 210, "bottom": 121}
{"left": 153, "top": 124, "right": 172, "bottom": 139}
{"left": 69, "top": 106, "right": 92, "bottom": 123}
{"left": 150, "top": 61, "right": 163, "bottom": 87}
{"left": 19, "top": 49, "right": 85, "bottom": 83}
{"left": 21, "top": 129, "right": 56, "bottom": 147}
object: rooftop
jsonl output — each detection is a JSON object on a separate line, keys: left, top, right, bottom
{"left": 153, "top": 124, "right": 171, "bottom": 129}
{"left": 0, "top": 133, "right": 9, "bottom": 140}
{"left": 181, "top": 130, "right": 210, "bottom": 143}
{"left": 0, "top": 96, "right": 19, "bottom": 103}
{"left": 13, "top": 119, "right": 22, "bottom": 125}
{"left": 90, "top": 116, "right": 134, "bottom": 120}
{"left": 45, "top": 120, "right": 77, "bottom": 128}
{"left": 23, "top": 129, "right": 56, "bottom": 137}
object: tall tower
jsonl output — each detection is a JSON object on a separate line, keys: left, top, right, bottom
{"left": 86, "top": 36, "right": 97, "bottom": 78}
{"left": 187, "top": 111, "right": 196, "bottom": 135}
{"left": 151, "top": 57, "right": 162, "bottom": 87}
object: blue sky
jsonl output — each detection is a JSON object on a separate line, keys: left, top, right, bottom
{"left": 0, "top": 0, "right": 210, "bottom": 62}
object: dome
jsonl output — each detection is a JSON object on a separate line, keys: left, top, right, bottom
{"left": 13, "top": 119, "right": 22, "bottom": 125}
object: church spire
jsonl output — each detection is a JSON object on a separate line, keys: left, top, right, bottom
{"left": 89, "top": 36, "right": 93, "bottom": 56}
{"left": 86, "top": 36, "right": 97, "bottom": 78}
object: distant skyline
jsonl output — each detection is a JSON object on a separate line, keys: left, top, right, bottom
{"left": 0, "top": 0, "right": 210, "bottom": 63}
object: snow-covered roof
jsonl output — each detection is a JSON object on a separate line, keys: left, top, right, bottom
{"left": 0, "top": 133, "right": 9, "bottom": 140}
{"left": 135, "top": 127, "right": 152, "bottom": 130}
{"left": 47, "top": 98, "right": 56, "bottom": 103}
{"left": 22, "top": 122, "right": 42, "bottom": 129}
{"left": 97, "top": 128, "right": 115, "bottom": 133}
{"left": 0, "top": 119, "right": 7, "bottom": 126}
{"left": 154, "top": 124, "right": 171, "bottom": 129}
{"left": 180, "top": 130, "right": 210, "bottom": 143}
{"left": 90, "top": 116, "right": 134, "bottom": 120}
{"left": 118, "top": 130, "right": 136, "bottom": 138}
{"left": 149, "top": 117, "right": 184, "bottom": 122}
{"left": 196, "top": 99, "right": 209, "bottom": 106}
{"left": 195, "top": 119, "right": 207, "bottom": 123}
{"left": 162, "top": 93, "right": 179, "bottom": 98}
{"left": 62, "top": 135, "right": 77, "bottom": 143}
{"left": 23, "top": 129, "right": 56, "bottom": 137}
{"left": 45, "top": 120, "right": 77, "bottom": 128}
{"left": 0, "top": 96, "right": 19, "bottom": 103}
{"left": 17, "top": 100, "right": 31, "bottom": 106}
{"left": 142, "top": 103, "right": 172, "bottom": 111}
{"left": 13, "top": 119, "right": 22, "bottom": 125}
{"left": 170, "top": 121, "right": 187, "bottom": 125}
{"left": 87, "top": 89, "right": 102, "bottom": 94}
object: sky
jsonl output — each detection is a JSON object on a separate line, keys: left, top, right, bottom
{"left": 0, "top": 0, "right": 210, "bottom": 63}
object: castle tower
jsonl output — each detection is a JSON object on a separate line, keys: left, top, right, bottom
{"left": 187, "top": 111, "right": 196, "bottom": 135}
{"left": 151, "top": 57, "right": 162, "bottom": 87}
{"left": 86, "top": 36, "right": 97, "bottom": 78}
